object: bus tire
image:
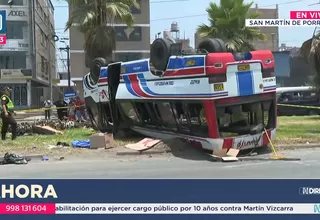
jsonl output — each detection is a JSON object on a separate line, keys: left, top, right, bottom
{"left": 150, "top": 38, "right": 172, "bottom": 71}
{"left": 90, "top": 57, "right": 107, "bottom": 85}
{"left": 198, "top": 38, "right": 227, "bottom": 53}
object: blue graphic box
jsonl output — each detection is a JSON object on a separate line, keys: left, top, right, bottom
{"left": 0, "top": 10, "right": 6, "bottom": 35}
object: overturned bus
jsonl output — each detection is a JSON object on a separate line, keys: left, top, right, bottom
{"left": 83, "top": 37, "right": 277, "bottom": 151}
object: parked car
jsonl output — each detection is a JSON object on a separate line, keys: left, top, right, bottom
{"left": 276, "top": 86, "right": 320, "bottom": 116}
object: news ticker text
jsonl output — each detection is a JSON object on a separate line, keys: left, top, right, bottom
{"left": 0, "top": 203, "right": 319, "bottom": 214}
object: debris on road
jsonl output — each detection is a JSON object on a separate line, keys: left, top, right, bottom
{"left": 72, "top": 140, "right": 90, "bottom": 148}
{"left": 210, "top": 149, "right": 240, "bottom": 162}
{"left": 0, "top": 153, "right": 29, "bottom": 165}
{"left": 56, "top": 142, "right": 70, "bottom": 147}
{"left": 48, "top": 142, "right": 70, "bottom": 149}
{"left": 89, "top": 133, "right": 116, "bottom": 149}
{"left": 125, "top": 138, "right": 161, "bottom": 152}
{"left": 42, "top": 157, "right": 49, "bottom": 161}
{"left": 6, "top": 119, "right": 91, "bottom": 136}
{"left": 118, "top": 138, "right": 196, "bottom": 156}
{"left": 33, "top": 125, "right": 63, "bottom": 135}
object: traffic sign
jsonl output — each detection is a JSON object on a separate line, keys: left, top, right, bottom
{"left": 0, "top": 10, "right": 6, "bottom": 35}
{"left": 64, "top": 92, "right": 76, "bottom": 98}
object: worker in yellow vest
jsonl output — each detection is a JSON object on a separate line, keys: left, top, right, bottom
{"left": 0, "top": 87, "right": 17, "bottom": 140}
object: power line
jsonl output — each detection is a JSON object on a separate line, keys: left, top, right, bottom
{"left": 53, "top": 0, "right": 308, "bottom": 30}
{"left": 150, "top": 0, "right": 308, "bottom": 22}
{"left": 16, "top": 0, "right": 191, "bottom": 9}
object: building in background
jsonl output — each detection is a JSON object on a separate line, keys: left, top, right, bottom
{"left": 0, "top": 0, "right": 56, "bottom": 109}
{"left": 273, "top": 51, "right": 290, "bottom": 86}
{"left": 194, "top": 4, "right": 279, "bottom": 51}
{"left": 69, "top": 0, "right": 150, "bottom": 98}
{"left": 162, "top": 22, "right": 193, "bottom": 52}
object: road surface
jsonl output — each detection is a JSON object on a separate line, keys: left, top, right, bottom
{"left": 0, "top": 148, "right": 319, "bottom": 178}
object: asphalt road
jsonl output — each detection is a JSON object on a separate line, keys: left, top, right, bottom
{"left": 0, "top": 148, "right": 319, "bottom": 178}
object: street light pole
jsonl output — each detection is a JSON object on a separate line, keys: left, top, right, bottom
{"left": 66, "top": 45, "right": 70, "bottom": 90}
{"left": 59, "top": 45, "right": 71, "bottom": 91}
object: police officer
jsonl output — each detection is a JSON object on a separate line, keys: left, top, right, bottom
{"left": 0, "top": 87, "right": 17, "bottom": 140}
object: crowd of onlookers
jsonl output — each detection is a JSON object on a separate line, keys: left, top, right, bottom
{"left": 44, "top": 97, "right": 88, "bottom": 121}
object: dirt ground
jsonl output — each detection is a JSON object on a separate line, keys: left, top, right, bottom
{"left": 2, "top": 115, "right": 320, "bottom": 159}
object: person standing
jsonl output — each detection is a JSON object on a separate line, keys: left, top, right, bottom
{"left": 0, "top": 87, "right": 17, "bottom": 140}
{"left": 68, "top": 98, "right": 75, "bottom": 120}
{"left": 80, "top": 98, "right": 86, "bottom": 120}
{"left": 44, "top": 99, "right": 51, "bottom": 120}
{"left": 54, "top": 99, "right": 68, "bottom": 120}
{"left": 74, "top": 97, "right": 82, "bottom": 120}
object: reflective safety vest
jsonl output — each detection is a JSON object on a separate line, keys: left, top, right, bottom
{"left": 0, "top": 95, "right": 14, "bottom": 113}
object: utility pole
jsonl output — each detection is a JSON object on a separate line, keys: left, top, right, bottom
{"left": 59, "top": 45, "right": 71, "bottom": 91}
{"left": 47, "top": 8, "right": 53, "bottom": 103}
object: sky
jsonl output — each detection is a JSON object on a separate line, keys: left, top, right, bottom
{"left": 53, "top": 0, "right": 320, "bottom": 72}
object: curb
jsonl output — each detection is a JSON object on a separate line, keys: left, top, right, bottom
{"left": 276, "top": 143, "right": 320, "bottom": 150}
{"left": 0, "top": 154, "right": 43, "bottom": 161}
{"left": 116, "top": 149, "right": 171, "bottom": 156}
{"left": 115, "top": 143, "right": 320, "bottom": 156}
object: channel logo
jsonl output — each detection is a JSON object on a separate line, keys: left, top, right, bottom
{"left": 299, "top": 187, "right": 320, "bottom": 195}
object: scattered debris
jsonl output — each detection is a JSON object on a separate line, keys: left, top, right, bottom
{"left": 47, "top": 142, "right": 71, "bottom": 149}
{"left": 125, "top": 138, "right": 161, "bottom": 152}
{"left": 117, "top": 138, "right": 194, "bottom": 156}
{"left": 56, "top": 142, "right": 70, "bottom": 147}
{"left": 42, "top": 157, "right": 49, "bottom": 161}
{"left": 33, "top": 125, "right": 63, "bottom": 135}
{"left": 152, "top": 138, "right": 193, "bottom": 153}
{"left": 0, "top": 153, "right": 29, "bottom": 165}
{"left": 210, "top": 149, "right": 240, "bottom": 162}
{"left": 89, "top": 133, "right": 116, "bottom": 149}
{"left": 5, "top": 119, "right": 92, "bottom": 136}
{"left": 72, "top": 140, "right": 90, "bottom": 149}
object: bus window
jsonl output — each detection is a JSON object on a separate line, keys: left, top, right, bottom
{"left": 302, "top": 91, "right": 317, "bottom": 100}
{"left": 144, "top": 102, "right": 161, "bottom": 127}
{"left": 187, "top": 103, "right": 207, "bottom": 126}
{"left": 170, "top": 102, "right": 190, "bottom": 131}
{"left": 217, "top": 101, "right": 273, "bottom": 137}
{"left": 120, "top": 102, "right": 140, "bottom": 122}
{"left": 134, "top": 102, "right": 152, "bottom": 123}
{"left": 156, "top": 102, "right": 177, "bottom": 130}
{"left": 186, "top": 103, "right": 208, "bottom": 136}
{"left": 170, "top": 101, "right": 208, "bottom": 136}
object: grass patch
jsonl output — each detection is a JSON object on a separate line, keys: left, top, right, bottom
{"left": 0, "top": 128, "right": 96, "bottom": 156}
{"left": 0, "top": 128, "right": 140, "bottom": 157}
{"left": 275, "top": 116, "right": 320, "bottom": 144}
{"left": 2, "top": 116, "right": 320, "bottom": 156}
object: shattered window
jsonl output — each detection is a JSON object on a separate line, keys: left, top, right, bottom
{"left": 120, "top": 102, "right": 140, "bottom": 122}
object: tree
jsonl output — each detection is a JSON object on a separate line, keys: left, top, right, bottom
{"left": 197, "top": 0, "right": 266, "bottom": 52}
{"left": 298, "top": 28, "right": 320, "bottom": 90}
{"left": 65, "top": 0, "right": 140, "bottom": 64}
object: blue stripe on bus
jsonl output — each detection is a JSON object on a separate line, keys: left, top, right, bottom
{"left": 236, "top": 71, "right": 254, "bottom": 96}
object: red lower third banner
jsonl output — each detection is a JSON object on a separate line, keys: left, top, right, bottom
{"left": 0, "top": 203, "right": 56, "bottom": 214}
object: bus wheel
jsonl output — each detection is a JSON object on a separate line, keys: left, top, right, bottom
{"left": 150, "top": 38, "right": 173, "bottom": 71}
{"left": 198, "top": 38, "right": 227, "bottom": 53}
{"left": 90, "top": 57, "right": 107, "bottom": 84}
